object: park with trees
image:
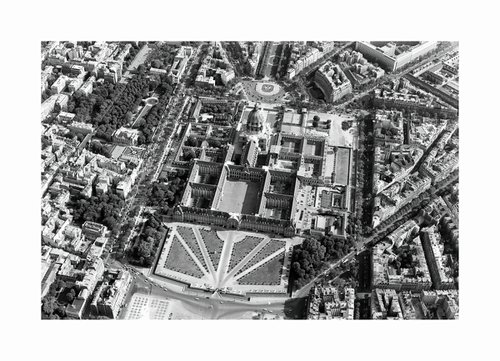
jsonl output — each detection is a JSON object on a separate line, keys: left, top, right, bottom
{"left": 126, "top": 211, "right": 167, "bottom": 268}
{"left": 114, "top": 170, "right": 188, "bottom": 264}
{"left": 352, "top": 114, "right": 375, "bottom": 237}
{"left": 199, "top": 101, "right": 236, "bottom": 124}
{"left": 137, "top": 75, "right": 174, "bottom": 145}
{"left": 69, "top": 192, "right": 125, "bottom": 235}
{"left": 70, "top": 74, "right": 150, "bottom": 141}
{"left": 144, "top": 170, "right": 188, "bottom": 213}
{"left": 289, "top": 234, "right": 356, "bottom": 290}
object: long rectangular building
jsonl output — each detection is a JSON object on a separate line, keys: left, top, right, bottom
{"left": 356, "top": 41, "right": 438, "bottom": 72}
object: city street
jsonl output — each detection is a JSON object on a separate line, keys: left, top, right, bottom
{"left": 110, "top": 48, "right": 203, "bottom": 255}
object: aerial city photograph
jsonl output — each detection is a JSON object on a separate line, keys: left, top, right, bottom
{"left": 40, "top": 40, "right": 459, "bottom": 321}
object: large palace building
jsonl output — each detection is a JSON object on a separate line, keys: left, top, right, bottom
{"left": 171, "top": 101, "right": 354, "bottom": 238}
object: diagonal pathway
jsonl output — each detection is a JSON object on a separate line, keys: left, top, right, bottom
{"left": 176, "top": 226, "right": 210, "bottom": 273}
{"left": 233, "top": 248, "right": 285, "bottom": 281}
{"left": 215, "top": 231, "right": 238, "bottom": 288}
{"left": 220, "top": 238, "right": 269, "bottom": 287}
{"left": 192, "top": 227, "right": 218, "bottom": 281}
{"left": 227, "top": 236, "right": 266, "bottom": 273}
{"left": 198, "top": 228, "right": 225, "bottom": 274}
{"left": 235, "top": 239, "right": 286, "bottom": 277}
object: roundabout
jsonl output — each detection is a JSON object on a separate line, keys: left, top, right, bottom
{"left": 242, "top": 80, "right": 285, "bottom": 102}
{"left": 256, "top": 82, "right": 280, "bottom": 96}
{"left": 145, "top": 97, "right": 159, "bottom": 106}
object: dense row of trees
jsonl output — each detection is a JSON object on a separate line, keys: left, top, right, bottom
{"left": 127, "top": 211, "right": 167, "bottom": 267}
{"left": 354, "top": 115, "right": 375, "bottom": 236}
{"left": 278, "top": 44, "right": 292, "bottom": 79}
{"left": 112, "top": 206, "right": 142, "bottom": 262}
{"left": 366, "top": 188, "right": 439, "bottom": 246}
{"left": 375, "top": 187, "right": 438, "bottom": 234}
{"left": 199, "top": 102, "right": 235, "bottom": 123}
{"left": 192, "top": 85, "right": 230, "bottom": 98}
{"left": 290, "top": 234, "right": 355, "bottom": 290}
{"left": 200, "top": 102, "right": 233, "bottom": 115}
{"left": 69, "top": 192, "right": 125, "bottom": 234}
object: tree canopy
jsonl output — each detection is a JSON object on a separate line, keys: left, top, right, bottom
{"left": 290, "top": 234, "right": 355, "bottom": 290}
{"left": 70, "top": 74, "right": 151, "bottom": 141}
{"left": 144, "top": 170, "right": 188, "bottom": 212}
{"left": 69, "top": 192, "right": 125, "bottom": 233}
{"left": 127, "top": 211, "right": 167, "bottom": 267}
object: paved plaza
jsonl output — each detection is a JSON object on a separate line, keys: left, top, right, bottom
{"left": 123, "top": 293, "right": 172, "bottom": 320}
{"left": 217, "top": 180, "right": 261, "bottom": 214}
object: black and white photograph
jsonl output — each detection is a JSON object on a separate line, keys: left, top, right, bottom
{"left": 3, "top": 1, "right": 499, "bottom": 360}
{"left": 39, "top": 40, "right": 460, "bottom": 321}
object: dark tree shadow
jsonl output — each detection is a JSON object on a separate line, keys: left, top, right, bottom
{"left": 284, "top": 297, "right": 307, "bottom": 320}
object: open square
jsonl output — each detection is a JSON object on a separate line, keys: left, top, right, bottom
{"left": 218, "top": 180, "right": 261, "bottom": 214}
{"left": 334, "top": 148, "right": 351, "bottom": 185}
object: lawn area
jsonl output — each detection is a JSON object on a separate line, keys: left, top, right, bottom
{"left": 176, "top": 226, "right": 209, "bottom": 273}
{"left": 236, "top": 239, "right": 286, "bottom": 276}
{"left": 199, "top": 228, "right": 224, "bottom": 270}
{"left": 228, "top": 236, "right": 265, "bottom": 272}
{"left": 164, "top": 235, "right": 204, "bottom": 278}
{"left": 334, "top": 148, "right": 350, "bottom": 185}
{"left": 238, "top": 252, "right": 285, "bottom": 285}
